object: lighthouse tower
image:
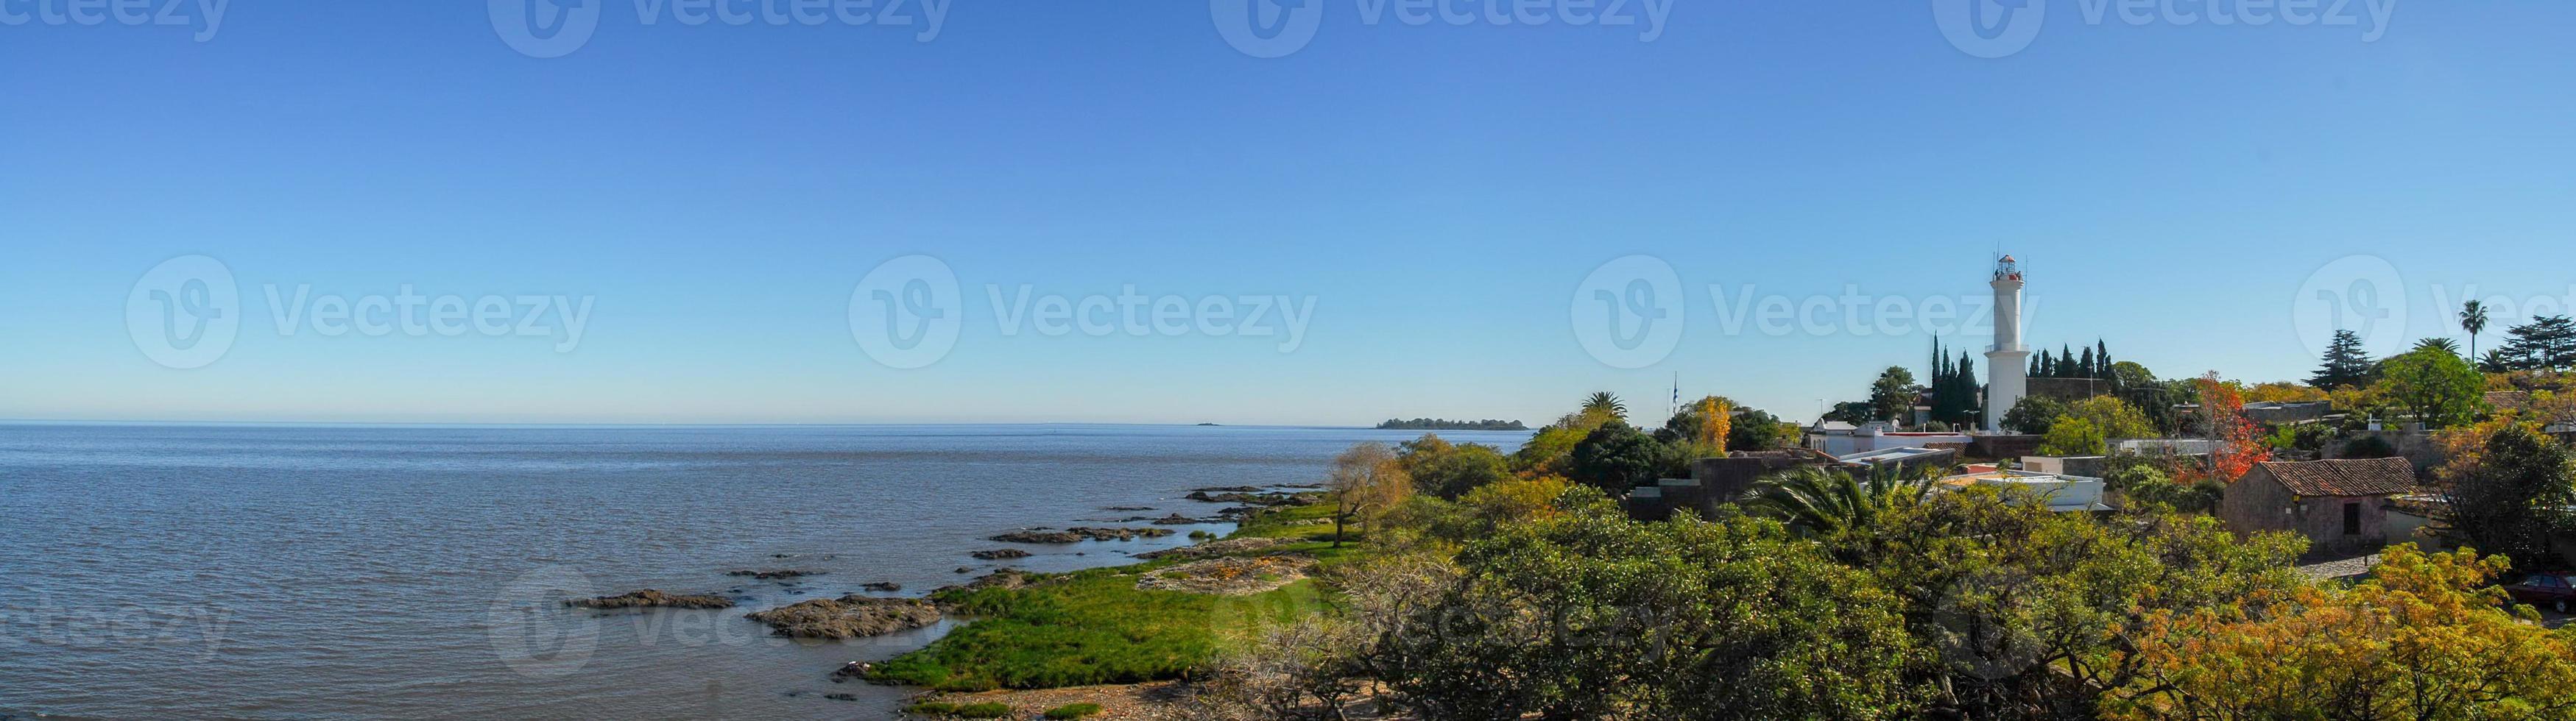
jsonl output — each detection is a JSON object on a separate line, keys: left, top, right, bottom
{"left": 1983, "top": 255, "right": 2032, "bottom": 433}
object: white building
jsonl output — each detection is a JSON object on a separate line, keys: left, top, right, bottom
{"left": 1983, "top": 255, "right": 2031, "bottom": 433}
{"left": 1940, "top": 469, "right": 2115, "bottom": 513}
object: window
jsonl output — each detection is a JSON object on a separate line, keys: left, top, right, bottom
{"left": 2343, "top": 502, "right": 2362, "bottom": 536}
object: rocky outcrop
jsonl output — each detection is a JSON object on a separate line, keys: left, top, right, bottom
{"left": 1185, "top": 491, "right": 1320, "bottom": 507}
{"left": 970, "top": 549, "right": 1032, "bottom": 561}
{"left": 1149, "top": 514, "right": 1212, "bottom": 525}
{"left": 1136, "top": 555, "right": 1318, "bottom": 597}
{"left": 565, "top": 590, "right": 735, "bottom": 610}
{"left": 744, "top": 595, "right": 941, "bottom": 639}
{"left": 987, "top": 527, "right": 1174, "bottom": 544}
{"left": 861, "top": 582, "right": 903, "bottom": 592}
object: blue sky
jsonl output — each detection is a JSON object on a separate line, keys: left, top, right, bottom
{"left": 4, "top": 1, "right": 2572, "bottom": 426}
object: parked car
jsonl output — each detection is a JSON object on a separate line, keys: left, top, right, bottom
{"left": 2503, "top": 572, "right": 2576, "bottom": 614}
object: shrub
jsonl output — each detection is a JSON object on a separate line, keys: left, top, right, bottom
{"left": 2341, "top": 434, "right": 2400, "bottom": 459}
{"left": 903, "top": 702, "right": 958, "bottom": 716}
{"left": 1042, "top": 703, "right": 1103, "bottom": 719}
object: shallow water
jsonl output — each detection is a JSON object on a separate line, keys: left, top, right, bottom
{"left": 0, "top": 423, "right": 1528, "bottom": 720}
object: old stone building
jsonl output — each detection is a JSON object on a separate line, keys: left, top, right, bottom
{"left": 2220, "top": 457, "right": 2421, "bottom": 557}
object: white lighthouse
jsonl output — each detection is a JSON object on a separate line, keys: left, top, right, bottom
{"left": 1983, "top": 255, "right": 2031, "bottom": 433}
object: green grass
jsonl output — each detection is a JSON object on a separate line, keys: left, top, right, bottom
{"left": 953, "top": 703, "right": 1011, "bottom": 718}
{"left": 903, "top": 701, "right": 1013, "bottom": 719}
{"left": 869, "top": 500, "right": 1342, "bottom": 691}
{"left": 1044, "top": 702, "right": 1104, "bottom": 719}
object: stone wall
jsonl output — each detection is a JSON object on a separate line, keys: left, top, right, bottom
{"left": 2326, "top": 430, "right": 2445, "bottom": 476}
{"left": 2026, "top": 377, "right": 2116, "bottom": 403}
{"left": 1969, "top": 434, "right": 2044, "bottom": 461}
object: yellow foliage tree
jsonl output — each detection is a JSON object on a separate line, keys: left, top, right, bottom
{"left": 2113, "top": 545, "right": 2576, "bottom": 719}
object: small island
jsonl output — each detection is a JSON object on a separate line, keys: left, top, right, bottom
{"left": 1374, "top": 418, "right": 1528, "bottom": 431}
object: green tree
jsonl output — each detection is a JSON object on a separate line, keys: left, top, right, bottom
{"left": 2001, "top": 395, "right": 2068, "bottom": 436}
{"left": 1376, "top": 491, "right": 1925, "bottom": 720}
{"left": 1325, "top": 443, "right": 1411, "bottom": 549}
{"left": 1567, "top": 421, "right": 1669, "bottom": 494}
{"left": 1397, "top": 434, "right": 1512, "bottom": 500}
{"left": 2461, "top": 299, "right": 2491, "bottom": 361}
{"left": 2413, "top": 336, "right": 2463, "bottom": 356}
{"left": 1746, "top": 463, "right": 1945, "bottom": 541}
{"left": 2374, "top": 345, "right": 2488, "bottom": 429}
{"left": 2061, "top": 396, "right": 2156, "bottom": 440}
{"left": 1579, "top": 391, "right": 1627, "bottom": 421}
{"left": 2440, "top": 425, "right": 2576, "bottom": 569}
{"left": 2502, "top": 315, "right": 2576, "bottom": 371}
{"left": 2039, "top": 416, "right": 2107, "bottom": 456}
{"left": 1870, "top": 366, "right": 1919, "bottom": 424}
{"left": 2311, "top": 330, "right": 2376, "bottom": 389}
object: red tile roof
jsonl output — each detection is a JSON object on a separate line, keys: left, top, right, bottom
{"left": 2254, "top": 457, "right": 2418, "bottom": 497}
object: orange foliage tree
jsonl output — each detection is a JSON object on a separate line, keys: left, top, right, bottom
{"left": 2190, "top": 373, "right": 2271, "bottom": 483}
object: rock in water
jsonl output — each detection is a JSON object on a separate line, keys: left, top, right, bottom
{"left": 969, "top": 549, "right": 1032, "bottom": 560}
{"left": 744, "top": 596, "right": 941, "bottom": 639}
{"left": 987, "top": 527, "right": 1175, "bottom": 544}
{"left": 726, "top": 569, "right": 821, "bottom": 580}
{"left": 565, "top": 590, "right": 735, "bottom": 610}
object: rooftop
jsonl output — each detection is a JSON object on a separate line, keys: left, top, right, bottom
{"left": 2255, "top": 457, "right": 2419, "bottom": 497}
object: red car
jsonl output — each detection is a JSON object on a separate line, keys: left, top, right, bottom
{"left": 2504, "top": 572, "right": 2576, "bottom": 614}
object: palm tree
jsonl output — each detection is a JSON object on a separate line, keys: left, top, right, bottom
{"left": 1581, "top": 392, "right": 1627, "bottom": 420}
{"left": 2480, "top": 349, "right": 2516, "bottom": 374}
{"left": 2414, "top": 338, "right": 2463, "bottom": 356}
{"left": 1745, "top": 462, "right": 1947, "bottom": 537}
{"left": 2462, "top": 300, "right": 2491, "bottom": 360}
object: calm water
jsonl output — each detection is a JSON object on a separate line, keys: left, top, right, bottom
{"left": 0, "top": 423, "right": 1528, "bottom": 720}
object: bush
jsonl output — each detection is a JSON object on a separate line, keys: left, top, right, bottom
{"left": 2341, "top": 434, "right": 2400, "bottom": 459}
{"left": 1042, "top": 703, "right": 1103, "bottom": 719}
{"left": 903, "top": 702, "right": 958, "bottom": 716}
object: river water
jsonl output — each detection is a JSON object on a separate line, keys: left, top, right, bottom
{"left": 0, "top": 423, "right": 1528, "bottom": 720}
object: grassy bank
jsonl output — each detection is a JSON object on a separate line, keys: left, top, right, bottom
{"left": 870, "top": 502, "right": 1354, "bottom": 692}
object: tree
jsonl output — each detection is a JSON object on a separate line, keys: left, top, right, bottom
{"left": 2373, "top": 345, "right": 2487, "bottom": 430}
{"left": 2310, "top": 330, "right": 2376, "bottom": 389}
{"left": 2115, "top": 545, "right": 2576, "bottom": 720}
{"left": 2110, "top": 360, "right": 2157, "bottom": 390}
{"left": 2240, "top": 381, "right": 2327, "bottom": 404}
{"left": 2439, "top": 425, "right": 2576, "bottom": 568}
{"left": 1579, "top": 391, "right": 1627, "bottom": 422}
{"left": 1869, "top": 366, "right": 1919, "bottom": 424}
{"left": 2414, "top": 336, "right": 2463, "bottom": 356}
{"left": 2501, "top": 315, "right": 2576, "bottom": 372}
{"left": 2001, "top": 395, "right": 2068, "bottom": 436}
{"left": 2481, "top": 348, "right": 2519, "bottom": 374}
{"left": 1729, "top": 408, "right": 1790, "bottom": 452}
{"left": 2191, "top": 373, "right": 2272, "bottom": 483}
{"left": 1325, "top": 443, "right": 1411, "bottom": 548}
{"left": 2462, "top": 299, "right": 2491, "bottom": 361}
{"left": 2040, "top": 416, "right": 2108, "bottom": 456}
{"left": 2061, "top": 396, "right": 2156, "bottom": 441}
{"left": 1745, "top": 463, "right": 1944, "bottom": 540}
{"left": 1375, "top": 491, "right": 1924, "bottom": 720}
{"left": 1397, "top": 434, "right": 1511, "bottom": 500}
{"left": 1567, "top": 421, "right": 1668, "bottom": 494}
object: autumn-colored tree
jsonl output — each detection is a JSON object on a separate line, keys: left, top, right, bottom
{"left": 1326, "top": 443, "right": 1411, "bottom": 548}
{"left": 2190, "top": 373, "right": 2271, "bottom": 483}
{"left": 2113, "top": 545, "right": 2576, "bottom": 720}
{"left": 1701, "top": 397, "right": 1731, "bottom": 455}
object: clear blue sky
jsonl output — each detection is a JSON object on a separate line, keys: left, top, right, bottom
{"left": 4, "top": 1, "right": 2571, "bottom": 426}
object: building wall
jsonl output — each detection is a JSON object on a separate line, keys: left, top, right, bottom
{"left": 2326, "top": 430, "right": 2445, "bottom": 475}
{"left": 2220, "top": 469, "right": 2296, "bottom": 536}
{"left": 2025, "top": 377, "right": 2114, "bottom": 403}
{"left": 2220, "top": 467, "right": 2393, "bottom": 555}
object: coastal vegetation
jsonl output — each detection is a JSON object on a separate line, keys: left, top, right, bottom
{"left": 890, "top": 305, "right": 2576, "bottom": 717}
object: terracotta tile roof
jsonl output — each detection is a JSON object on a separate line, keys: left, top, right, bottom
{"left": 2254, "top": 457, "right": 2418, "bottom": 497}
